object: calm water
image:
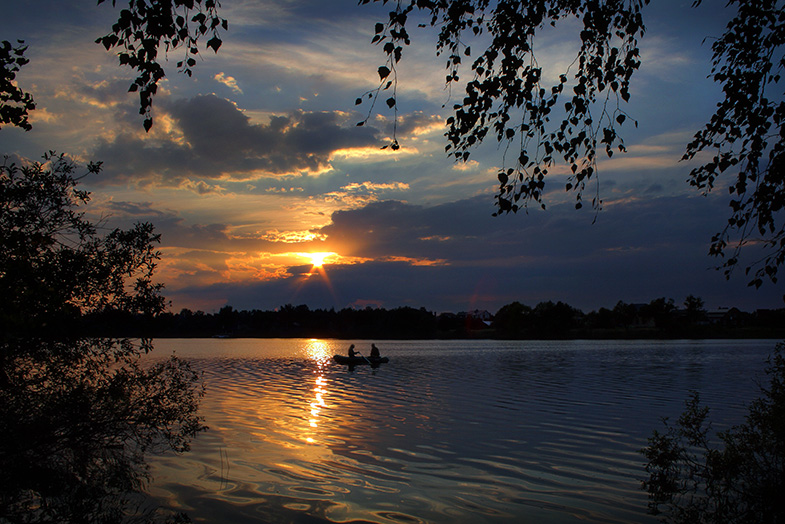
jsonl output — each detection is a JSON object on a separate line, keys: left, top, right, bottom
{"left": 146, "top": 338, "right": 777, "bottom": 523}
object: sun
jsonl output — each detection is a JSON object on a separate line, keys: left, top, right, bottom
{"left": 308, "top": 252, "right": 331, "bottom": 268}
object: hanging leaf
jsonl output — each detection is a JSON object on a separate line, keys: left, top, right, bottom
{"left": 206, "top": 36, "right": 222, "bottom": 53}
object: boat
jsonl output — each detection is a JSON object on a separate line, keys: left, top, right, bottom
{"left": 333, "top": 355, "right": 389, "bottom": 366}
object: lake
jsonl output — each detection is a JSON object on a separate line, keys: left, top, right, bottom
{"left": 146, "top": 338, "right": 778, "bottom": 523}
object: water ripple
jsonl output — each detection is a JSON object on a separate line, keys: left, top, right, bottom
{"left": 146, "top": 338, "right": 774, "bottom": 524}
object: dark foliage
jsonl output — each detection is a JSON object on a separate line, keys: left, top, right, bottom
{"left": 358, "top": 0, "right": 647, "bottom": 213}
{"left": 0, "top": 153, "right": 205, "bottom": 523}
{"left": 0, "top": 342, "right": 203, "bottom": 524}
{"left": 684, "top": 0, "right": 785, "bottom": 289}
{"left": 80, "top": 298, "right": 785, "bottom": 340}
{"left": 95, "top": 0, "right": 227, "bottom": 131}
{"left": 684, "top": 294, "right": 707, "bottom": 325}
{"left": 0, "top": 40, "right": 35, "bottom": 131}
{"left": 492, "top": 300, "right": 583, "bottom": 337}
{"left": 359, "top": 0, "right": 785, "bottom": 289}
{"left": 641, "top": 343, "right": 785, "bottom": 523}
{"left": 639, "top": 298, "right": 677, "bottom": 329}
{"left": 0, "top": 153, "right": 165, "bottom": 340}
{"left": 107, "top": 304, "right": 447, "bottom": 339}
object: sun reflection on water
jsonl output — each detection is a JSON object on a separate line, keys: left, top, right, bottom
{"left": 304, "top": 339, "right": 331, "bottom": 444}
{"left": 304, "top": 339, "right": 331, "bottom": 363}
{"left": 149, "top": 338, "right": 767, "bottom": 524}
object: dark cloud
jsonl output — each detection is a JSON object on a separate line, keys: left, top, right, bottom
{"left": 105, "top": 200, "right": 171, "bottom": 219}
{"left": 100, "top": 200, "right": 335, "bottom": 258}
{"left": 78, "top": 79, "right": 134, "bottom": 107}
{"left": 100, "top": 201, "right": 264, "bottom": 252}
{"left": 92, "top": 94, "right": 382, "bottom": 185}
{"left": 181, "top": 241, "right": 780, "bottom": 314}
{"left": 178, "top": 193, "right": 784, "bottom": 313}
{"left": 176, "top": 260, "right": 476, "bottom": 313}
{"left": 381, "top": 111, "right": 443, "bottom": 137}
{"left": 317, "top": 194, "right": 716, "bottom": 264}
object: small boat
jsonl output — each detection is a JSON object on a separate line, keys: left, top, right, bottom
{"left": 333, "top": 355, "right": 389, "bottom": 366}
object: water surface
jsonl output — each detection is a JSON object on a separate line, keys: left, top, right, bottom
{"left": 147, "top": 338, "right": 776, "bottom": 523}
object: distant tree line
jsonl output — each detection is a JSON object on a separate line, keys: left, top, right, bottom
{"left": 81, "top": 295, "right": 785, "bottom": 340}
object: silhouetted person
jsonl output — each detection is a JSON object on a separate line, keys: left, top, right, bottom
{"left": 348, "top": 344, "right": 357, "bottom": 357}
{"left": 370, "top": 343, "right": 380, "bottom": 358}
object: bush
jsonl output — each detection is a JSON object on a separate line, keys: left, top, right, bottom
{"left": 641, "top": 342, "right": 785, "bottom": 523}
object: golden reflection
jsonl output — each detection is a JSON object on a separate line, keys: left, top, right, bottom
{"left": 304, "top": 340, "right": 331, "bottom": 445}
{"left": 304, "top": 339, "right": 331, "bottom": 362}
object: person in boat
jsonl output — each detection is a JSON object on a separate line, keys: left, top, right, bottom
{"left": 370, "top": 343, "right": 380, "bottom": 358}
{"left": 348, "top": 344, "right": 358, "bottom": 358}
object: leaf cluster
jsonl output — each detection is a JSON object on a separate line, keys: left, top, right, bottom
{"left": 359, "top": 0, "right": 646, "bottom": 214}
{"left": 355, "top": 1, "right": 410, "bottom": 152}
{"left": 684, "top": 0, "right": 785, "bottom": 290}
{"left": 0, "top": 152, "right": 166, "bottom": 338}
{"left": 95, "top": 0, "right": 227, "bottom": 131}
{"left": 0, "top": 40, "right": 36, "bottom": 131}
{"left": 642, "top": 343, "right": 785, "bottom": 523}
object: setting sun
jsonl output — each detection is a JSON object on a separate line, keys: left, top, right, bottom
{"left": 307, "top": 252, "right": 333, "bottom": 268}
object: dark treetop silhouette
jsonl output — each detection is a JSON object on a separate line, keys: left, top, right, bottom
{"left": 0, "top": 154, "right": 206, "bottom": 523}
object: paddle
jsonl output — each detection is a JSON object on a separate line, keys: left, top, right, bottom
{"left": 355, "top": 351, "right": 372, "bottom": 365}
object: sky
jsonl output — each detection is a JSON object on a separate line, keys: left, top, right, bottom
{"left": 2, "top": 0, "right": 783, "bottom": 315}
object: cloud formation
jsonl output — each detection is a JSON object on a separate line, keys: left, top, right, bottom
{"left": 214, "top": 72, "right": 243, "bottom": 94}
{"left": 157, "top": 192, "right": 784, "bottom": 313}
{"left": 92, "top": 94, "right": 383, "bottom": 186}
{"left": 5, "top": 0, "right": 782, "bottom": 315}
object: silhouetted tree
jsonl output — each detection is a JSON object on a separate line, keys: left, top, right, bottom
{"left": 217, "top": 304, "right": 237, "bottom": 333}
{"left": 640, "top": 297, "right": 676, "bottom": 329}
{"left": 1, "top": 153, "right": 165, "bottom": 338}
{"left": 492, "top": 301, "right": 533, "bottom": 338}
{"left": 0, "top": 153, "right": 205, "bottom": 523}
{"left": 642, "top": 343, "right": 785, "bottom": 523}
{"left": 585, "top": 307, "right": 616, "bottom": 330}
{"left": 683, "top": 295, "right": 707, "bottom": 325}
{"left": 436, "top": 312, "right": 463, "bottom": 336}
{"left": 530, "top": 300, "right": 583, "bottom": 337}
{"left": 612, "top": 301, "right": 639, "bottom": 328}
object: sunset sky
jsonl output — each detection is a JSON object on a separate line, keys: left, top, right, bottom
{"left": 3, "top": 0, "right": 782, "bottom": 314}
